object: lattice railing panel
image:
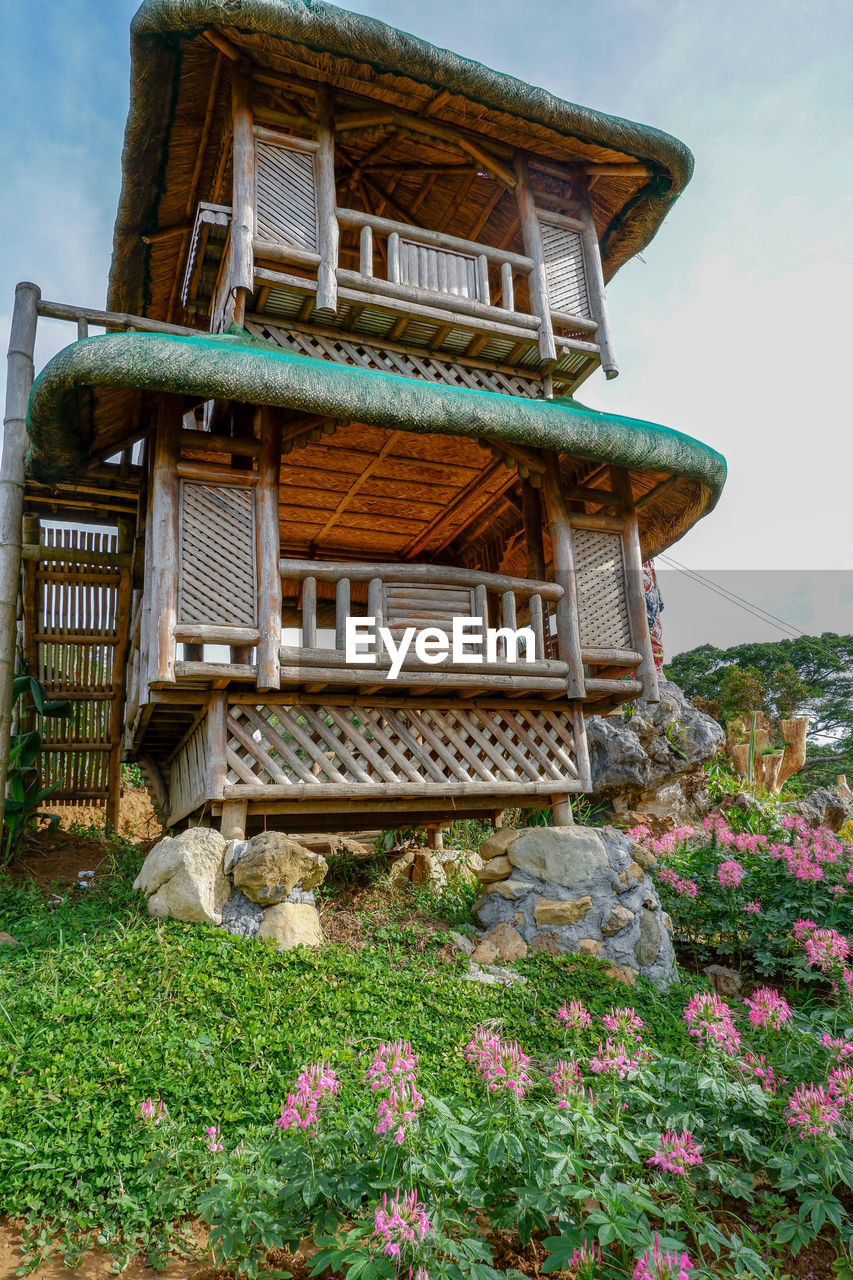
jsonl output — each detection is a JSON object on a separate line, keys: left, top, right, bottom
{"left": 224, "top": 701, "right": 579, "bottom": 792}
{"left": 179, "top": 482, "right": 257, "bottom": 626}
{"left": 246, "top": 321, "right": 543, "bottom": 399}
{"left": 573, "top": 527, "right": 633, "bottom": 649}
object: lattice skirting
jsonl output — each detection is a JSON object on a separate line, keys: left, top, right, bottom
{"left": 167, "top": 696, "right": 587, "bottom": 822}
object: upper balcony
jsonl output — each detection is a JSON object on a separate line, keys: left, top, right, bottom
{"left": 180, "top": 81, "right": 619, "bottom": 402}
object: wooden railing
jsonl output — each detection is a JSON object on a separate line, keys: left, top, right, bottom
{"left": 277, "top": 557, "right": 570, "bottom": 694}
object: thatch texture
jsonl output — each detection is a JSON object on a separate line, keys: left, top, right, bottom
{"left": 25, "top": 329, "right": 724, "bottom": 558}
{"left": 109, "top": 0, "right": 693, "bottom": 320}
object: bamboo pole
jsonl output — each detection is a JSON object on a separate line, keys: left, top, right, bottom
{"left": 107, "top": 518, "right": 134, "bottom": 829}
{"left": 256, "top": 408, "right": 282, "bottom": 690}
{"left": 512, "top": 155, "right": 557, "bottom": 362}
{"left": 0, "top": 282, "right": 39, "bottom": 834}
{"left": 315, "top": 85, "right": 339, "bottom": 316}
{"left": 231, "top": 61, "right": 256, "bottom": 325}
{"left": 578, "top": 183, "right": 618, "bottom": 379}
{"left": 542, "top": 454, "right": 584, "bottom": 699}
{"left": 147, "top": 396, "right": 182, "bottom": 685}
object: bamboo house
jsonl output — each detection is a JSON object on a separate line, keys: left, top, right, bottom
{"left": 0, "top": 0, "right": 726, "bottom": 841}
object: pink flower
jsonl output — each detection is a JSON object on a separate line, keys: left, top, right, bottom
{"left": 138, "top": 1097, "right": 167, "bottom": 1125}
{"left": 787, "top": 1083, "right": 841, "bottom": 1139}
{"left": 743, "top": 986, "right": 792, "bottom": 1031}
{"left": 465, "top": 1028, "right": 532, "bottom": 1098}
{"left": 828, "top": 1065, "right": 853, "bottom": 1109}
{"left": 658, "top": 867, "right": 698, "bottom": 899}
{"left": 634, "top": 1234, "right": 694, "bottom": 1280}
{"left": 367, "top": 1041, "right": 424, "bottom": 1144}
{"left": 550, "top": 1058, "right": 584, "bottom": 1107}
{"left": 205, "top": 1124, "right": 224, "bottom": 1153}
{"left": 589, "top": 1038, "right": 647, "bottom": 1078}
{"left": 717, "top": 859, "right": 744, "bottom": 888}
{"left": 683, "top": 992, "right": 741, "bottom": 1056}
{"left": 276, "top": 1060, "right": 339, "bottom": 1131}
{"left": 736, "top": 1051, "right": 784, "bottom": 1095}
{"left": 803, "top": 929, "right": 850, "bottom": 973}
{"left": 647, "top": 1129, "right": 703, "bottom": 1176}
{"left": 601, "top": 1006, "right": 644, "bottom": 1040}
{"left": 793, "top": 919, "right": 818, "bottom": 943}
{"left": 568, "top": 1240, "right": 602, "bottom": 1279}
{"left": 822, "top": 1034, "right": 853, "bottom": 1063}
{"left": 373, "top": 1188, "right": 430, "bottom": 1259}
{"left": 743, "top": 900, "right": 762, "bottom": 915}
{"left": 558, "top": 999, "right": 592, "bottom": 1030}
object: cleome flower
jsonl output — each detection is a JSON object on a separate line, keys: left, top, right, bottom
{"left": 366, "top": 1040, "right": 424, "bottom": 1144}
{"left": 589, "top": 1038, "right": 646, "bottom": 1079}
{"left": 717, "top": 859, "right": 744, "bottom": 888}
{"left": 276, "top": 1060, "right": 339, "bottom": 1131}
{"left": 601, "top": 1006, "right": 644, "bottom": 1040}
{"left": 204, "top": 1124, "right": 224, "bottom": 1153}
{"left": 138, "top": 1097, "right": 167, "bottom": 1125}
{"left": 803, "top": 928, "right": 851, "bottom": 973}
{"left": 373, "top": 1188, "right": 430, "bottom": 1260}
{"left": 465, "top": 1027, "right": 532, "bottom": 1098}
{"left": 743, "top": 900, "right": 762, "bottom": 915}
{"left": 822, "top": 1034, "right": 853, "bottom": 1063}
{"left": 683, "top": 992, "right": 741, "bottom": 1055}
{"left": 787, "top": 1083, "right": 841, "bottom": 1140}
{"left": 743, "top": 986, "right": 792, "bottom": 1031}
{"left": 633, "top": 1234, "right": 694, "bottom": 1280}
{"left": 793, "top": 918, "right": 818, "bottom": 943}
{"left": 736, "top": 1051, "right": 784, "bottom": 1095}
{"left": 549, "top": 1058, "right": 585, "bottom": 1107}
{"left": 569, "top": 1240, "right": 602, "bottom": 1279}
{"left": 647, "top": 1129, "right": 703, "bottom": 1176}
{"left": 828, "top": 1065, "right": 853, "bottom": 1109}
{"left": 558, "top": 999, "right": 592, "bottom": 1031}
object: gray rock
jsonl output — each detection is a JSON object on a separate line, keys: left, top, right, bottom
{"left": 286, "top": 887, "right": 316, "bottom": 905}
{"left": 602, "top": 904, "right": 635, "bottom": 937}
{"left": 704, "top": 964, "right": 742, "bottom": 997}
{"left": 507, "top": 827, "right": 608, "bottom": 887}
{"left": 635, "top": 907, "right": 662, "bottom": 966}
{"left": 234, "top": 831, "right": 328, "bottom": 906}
{"left": 462, "top": 962, "right": 527, "bottom": 986}
{"left": 135, "top": 828, "right": 229, "bottom": 926}
{"left": 449, "top": 930, "right": 474, "bottom": 955}
{"left": 224, "top": 840, "right": 251, "bottom": 874}
{"left": 795, "top": 787, "right": 852, "bottom": 833}
{"left": 221, "top": 891, "right": 265, "bottom": 938}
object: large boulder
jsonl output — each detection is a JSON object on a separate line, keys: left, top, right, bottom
{"left": 587, "top": 679, "right": 725, "bottom": 824}
{"left": 233, "top": 831, "right": 328, "bottom": 905}
{"left": 258, "top": 901, "right": 324, "bottom": 949}
{"left": 134, "top": 828, "right": 230, "bottom": 926}
{"left": 795, "top": 787, "right": 852, "bottom": 833}
{"left": 472, "top": 824, "right": 677, "bottom": 987}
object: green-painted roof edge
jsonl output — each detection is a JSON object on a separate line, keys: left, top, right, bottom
{"left": 109, "top": 0, "right": 694, "bottom": 315}
{"left": 26, "top": 331, "right": 726, "bottom": 538}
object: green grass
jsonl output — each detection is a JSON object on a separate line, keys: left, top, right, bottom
{"left": 0, "top": 842, "right": 691, "bottom": 1252}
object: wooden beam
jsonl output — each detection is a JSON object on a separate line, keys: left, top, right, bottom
{"left": 147, "top": 395, "right": 182, "bottom": 686}
{"left": 513, "top": 154, "right": 556, "bottom": 362}
{"left": 542, "top": 454, "right": 584, "bottom": 698}
{"left": 312, "top": 432, "right": 401, "bottom": 543}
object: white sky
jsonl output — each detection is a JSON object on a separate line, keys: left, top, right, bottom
{"left": 1, "top": 0, "right": 851, "bottom": 658}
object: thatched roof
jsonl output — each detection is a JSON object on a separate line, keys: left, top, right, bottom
{"left": 25, "top": 329, "right": 725, "bottom": 558}
{"left": 109, "top": 0, "right": 693, "bottom": 320}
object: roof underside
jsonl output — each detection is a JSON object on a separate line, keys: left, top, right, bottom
{"left": 25, "top": 329, "right": 725, "bottom": 559}
{"left": 110, "top": 0, "right": 694, "bottom": 320}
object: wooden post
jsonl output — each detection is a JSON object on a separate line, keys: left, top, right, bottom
{"left": 147, "top": 395, "right": 182, "bottom": 685}
{"left": 107, "top": 517, "right": 134, "bottom": 829}
{"left": 231, "top": 61, "right": 256, "bottom": 326}
{"left": 542, "top": 454, "right": 585, "bottom": 699}
{"left": 611, "top": 467, "right": 658, "bottom": 701}
{"left": 500, "top": 261, "right": 514, "bottom": 312}
{"left": 19, "top": 515, "right": 40, "bottom": 734}
{"left": 0, "top": 281, "right": 39, "bottom": 835}
{"left": 315, "top": 85, "right": 339, "bottom": 316}
{"left": 302, "top": 576, "right": 317, "bottom": 648}
{"left": 221, "top": 799, "right": 248, "bottom": 840}
{"left": 359, "top": 224, "right": 373, "bottom": 277}
{"left": 551, "top": 795, "right": 575, "bottom": 826}
{"left": 512, "top": 154, "right": 557, "bottom": 362}
{"left": 335, "top": 577, "right": 350, "bottom": 651}
{"left": 579, "top": 183, "right": 618, "bottom": 379}
{"left": 256, "top": 407, "right": 282, "bottom": 690}
{"left": 206, "top": 691, "right": 227, "bottom": 800}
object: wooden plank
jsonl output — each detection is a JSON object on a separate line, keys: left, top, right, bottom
{"left": 279, "top": 557, "right": 562, "bottom": 599}
{"left": 148, "top": 396, "right": 182, "bottom": 685}
{"left": 206, "top": 692, "right": 227, "bottom": 799}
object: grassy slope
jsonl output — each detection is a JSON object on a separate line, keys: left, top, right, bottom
{"left": 0, "top": 844, "right": 690, "bottom": 1237}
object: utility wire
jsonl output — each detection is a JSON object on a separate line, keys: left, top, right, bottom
{"left": 657, "top": 553, "right": 805, "bottom": 640}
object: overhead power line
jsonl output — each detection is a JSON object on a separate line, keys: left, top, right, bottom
{"left": 657, "top": 553, "right": 806, "bottom": 641}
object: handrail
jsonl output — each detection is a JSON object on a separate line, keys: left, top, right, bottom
{"left": 336, "top": 208, "right": 534, "bottom": 273}
{"left": 279, "top": 557, "right": 563, "bottom": 601}
{"left": 37, "top": 299, "right": 199, "bottom": 340}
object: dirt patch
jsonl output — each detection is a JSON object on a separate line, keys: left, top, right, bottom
{"left": 41, "top": 786, "right": 163, "bottom": 842}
